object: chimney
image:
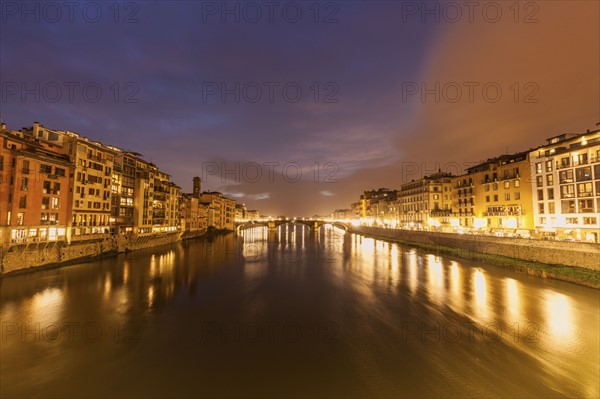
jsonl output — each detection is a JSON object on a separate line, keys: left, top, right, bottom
{"left": 193, "top": 176, "right": 201, "bottom": 199}
{"left": 33, "top": 121, "right": 40, "bottom": 137}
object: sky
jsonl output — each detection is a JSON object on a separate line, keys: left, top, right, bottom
{"left": 1, "top": 1, "right": 598, "bottom": 216}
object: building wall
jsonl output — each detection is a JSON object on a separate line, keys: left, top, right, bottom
{"left": 0, "top": 129, "right": 72, "bottom": 244}
{"left": 530, "top": 131, "right": 600, "bottom": 242}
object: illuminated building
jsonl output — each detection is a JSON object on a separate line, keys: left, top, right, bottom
{"left": 235, "top": 203, "right": 247, "bottom": 222}
{"left": 452, "top": 151, "right": 533, "bottom": 235}
{"left": 399, "top": 172, "right": 453, "bottom": 230}
{"left": 357, "top": 188, "right": 398, "bottom": 226}
{"left": 529, "top": 129, "right": 600, "bottom": 242}
{"left": 0, "top": 124, "right": 72, "bottom": 243}
{"left": 199, "top": 191, "right": 236, "bottom": 230}
{"left": 181, "top": 177, "right": 208, "bottom": 233}
{"left": 245, "top": 209, "right": 260, "bottom": 220}
{"left": 19, "top": 122, "right": 116, "bottom": 238}
{"left": 109, "top": 149, "right": 139, "bottom": 235}
{"left": 152, "top": 170, "right": 181, "bottom": 233}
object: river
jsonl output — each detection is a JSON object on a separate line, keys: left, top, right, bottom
{"left": 1, "top": 225, "right": 598, "bottom": 398}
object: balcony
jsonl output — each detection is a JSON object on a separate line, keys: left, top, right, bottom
{"left": 499, "top": 173, "right": 519, "bottom": 181}
{"left": 430, "top": 210, "right": 452, "bottom": 217}
{"left": 88, "top": 154, "right": 106, "bottom": 164}
{"left": 483, "top": 210, "right": 523, "bottom": 217}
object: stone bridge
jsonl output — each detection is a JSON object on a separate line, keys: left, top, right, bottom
{"left": 236, "top": 219, "right": 349, "bottom": 232}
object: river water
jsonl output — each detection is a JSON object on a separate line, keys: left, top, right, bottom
{"left": 1, "top": 225, "right": 598, "bottom": 398}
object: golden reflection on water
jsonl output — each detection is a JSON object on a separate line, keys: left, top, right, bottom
{"left": 123, "top": 262, "right": 129, "bottom": 284}
{"left": 505, "top": 278, "right": 521, "bottom": 322}
{"left": 29, "top": 288, "right": 64, "bottom": 324}
{"left": 544, "top": 291, "right": 575, "bottom": 346}
{"left": 426, "top": 254, "right": 445, "bottom": 304}
{"left": 407, "top": 250, "right": 418, "bottom": 295}
{"left": 103, "top": 274, "right": 112, "bottom": 300}
{"left": 449, "top": 261, "right": 463, "bottom": 308}
{"left": 473, "top": 269, "right": 489, "bottom": 321}
{"left": 389, "top": 244, "right": 400, "bottom": 285}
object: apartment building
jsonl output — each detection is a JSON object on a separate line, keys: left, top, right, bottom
{"left": 200, "top": 191, "right": 236, "bottom": 230}
{"left": 399, "top": 172, "right": 453, "bottom": 229}
{"left": 530, "top": 130, "right": 600, "bottom": 242}
{"left": 454, "top": 152, "right": 533, "bottom": 234}
{"left": 0, "top": 125, "right": 72, "bottom": 243}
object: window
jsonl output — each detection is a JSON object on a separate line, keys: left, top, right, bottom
{"left": 514, "top": 180, "right": 520, "bottom": 188}
{"left": 560, "top": 157, "right": 570, "bottom": 168}
{"left": 18, "top": 196, "right": 26, "bottom": 208}
{"left": 40, "top": 164, "right": 52, "bottom": 174}
{"left": 538, "top": 203, "right": 545, "bottom": 214}
{"left": 595, "top": 164, "right": 600, "bottom": 179}
{"left": 17, "top": 213, "right": 25, "bottom": 226}
{"left": 504, "top": 193, "right": 510, "bottom": 201}
{"left": 493, "top": 195, "right": 498, "bottom": 202}
{"left": 561, "top": 200, "right": 576, "bottom": 213}
{"left": 547, "top": 188, "right": 555, "bottom": 200}
{"left": 493, "top": 183, "right": 498, "bottom": 190}
{"left": 536, "top": 162, "right": 543, "bottom": 174}
{"left": 577, "top": 182, "right": 593, "bottom": 197}
{"left": 560, "top": 185, "right": 575, "bottom": 199}
{"left": 55, "top": 167, "right": 65, "bottom": 177}
{"left": 537, "top": 189, "right": 544, "bottom": 200}
{"left": 536, "top": 176, "right": 543, "bottom": 187}
{"left": 539, "top": 217, "right": 546, "bottom": 224}
{"left": 53, "top": 183, "right": 61, "bottom": 194}
{"left": 42, "top": 197, "right": 50, "bottom": 209}
{"left": 578, "top": 153, "right": 588, "bottom": 165}
{"left": 545, "top": 160, "right": 553, "bottom": 172}
{"left": 43, "top": 181, "right": 51, "bottom": 194}
{"left": 485, "top": 185, "right": 490, "bottom": 192}
{"left": 504, "top": 181, "right": 510, "bottom": 189}
{"left": 578, "top": 199, "right": 594, "bottom": 213}
{"left": 547, "top": 174, "right": 554, "bottom": 185}
{"left": 51, "top": 198, "right": 59, "bottom": 209}
{"left": 559, "top": 170, "right": 574, "bottom": 184}
{"left": 576, "top": 167, "right": 592, "bottom": 182}
{"left": 583, "top": 217, "right": 597, "bottom": 225}
{"left": 22, "top": 160, "right": 30, "bottom": 174}
{"left": 20, "top": 177, "right": 28, "bottom": 191}
{"left": 566, "top": 217, "right": 578, "bottom": 224}
{"left": 548, "top": 203, "right": 555, "bottom": 213}
{"left": 514, "top": 192, "right": 520, "bottom": 200}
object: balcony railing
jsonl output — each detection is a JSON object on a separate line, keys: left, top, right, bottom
{"left": 483, "top": 211, "right": 523, "bottom": 217}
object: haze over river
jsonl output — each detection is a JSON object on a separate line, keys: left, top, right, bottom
{"left": 1, "top": 225, "right": 598, "bottom": 398}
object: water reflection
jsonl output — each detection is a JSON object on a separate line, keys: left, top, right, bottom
{"left": 505, "top": 278, "right": 521, "bottom": 322}
{"left": 0, "top": 227, "right": 597, "bottom": 398}
{"left": 544, "top": 291, "right": 575, "bottom": 346}
{"left": 29, "top": 288, "right": 64, "bottom": 324}
{"left": 449, "top": 261, "right": 463, "bottom": 309}
{"left": 473, "top": 269, "right": 489, "bottom": 321}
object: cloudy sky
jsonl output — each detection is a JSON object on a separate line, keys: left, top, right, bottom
{"left": 1, "top": 1, "right": 598, "bottom": 216}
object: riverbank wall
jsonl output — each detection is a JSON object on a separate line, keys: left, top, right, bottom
{"left": 0, "top": 232, "right": 183, "bottom": 275}
{"left": 349, "top": 226, "right": 600, "bottom": 270}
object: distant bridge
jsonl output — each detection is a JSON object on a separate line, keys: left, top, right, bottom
{"left": 235, "top": 219, "right": 349, "bottom": 232}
